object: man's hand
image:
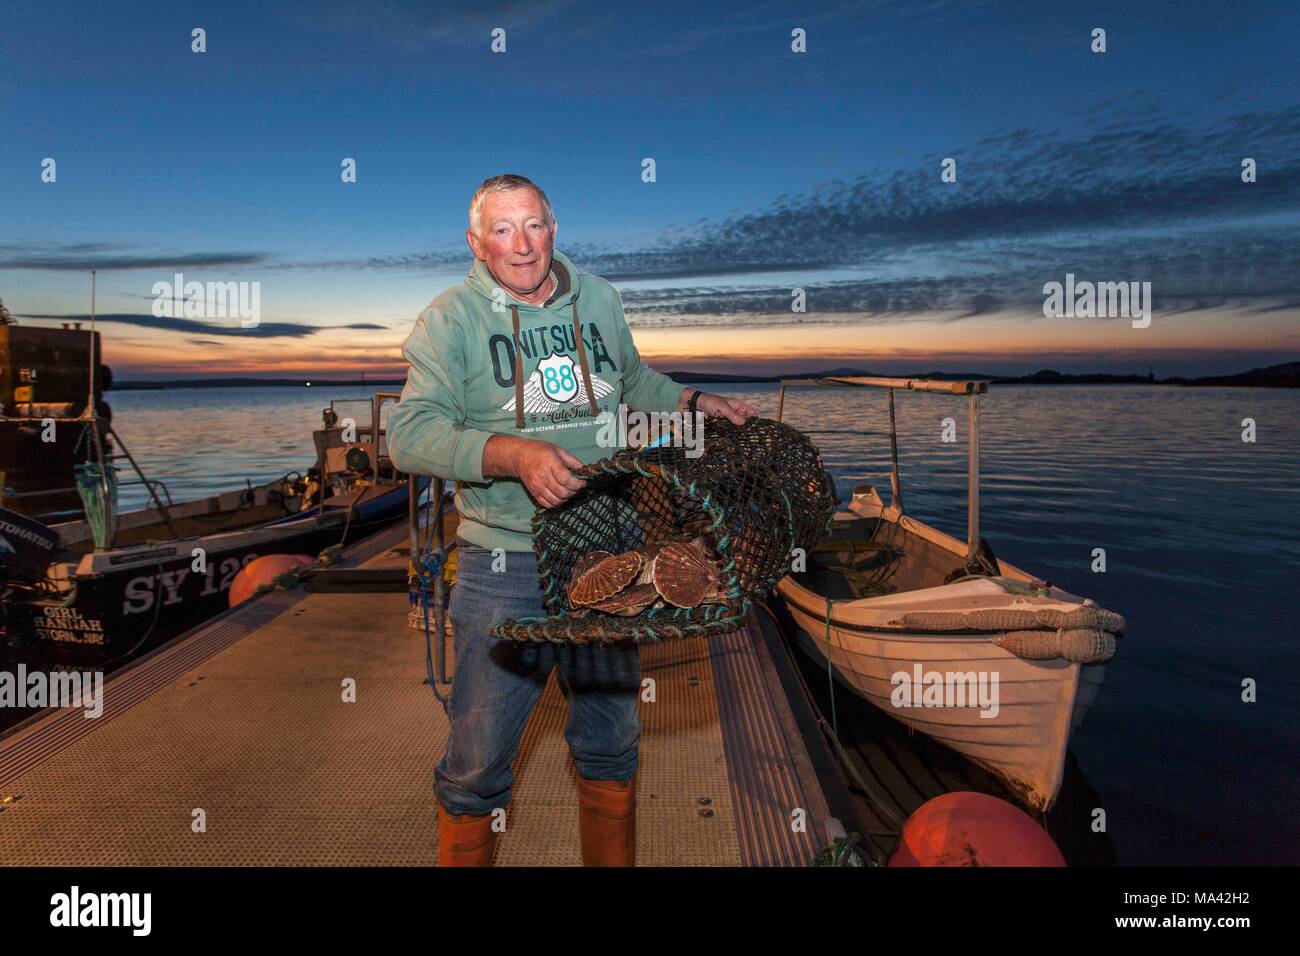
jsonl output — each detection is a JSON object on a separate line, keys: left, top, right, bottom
{"left": 678, "top": 389, "right": 758, "bottom": 425}
{"left": 483, "top": 435, "right": 586, "bottom": 508}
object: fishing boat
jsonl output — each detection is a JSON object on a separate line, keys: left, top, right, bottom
{"left": 772, "top": 376, "right": 1124, "bottom": 812}
{"left": 1, "top": 390, "right": 415, "bottom": 672}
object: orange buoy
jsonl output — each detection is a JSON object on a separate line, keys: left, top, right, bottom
{"left": 228, "top": 553, "right": 315, "bottom": 607}
{"left": 887, "top": 791, "right": 1066, "bottom": 867}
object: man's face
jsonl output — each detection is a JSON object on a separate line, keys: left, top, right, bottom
{"left": 466, "top": 188, "right": 556, "bottom": 298}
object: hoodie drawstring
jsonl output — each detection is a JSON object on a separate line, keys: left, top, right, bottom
{"left": 510, "top": 305, "right": 526, "bottom": 430}
{"left": 509, "top": 297, "right": 599, "bottom": 431}
{"left": 571, "top": 300, "right": 599, "bottom": 416}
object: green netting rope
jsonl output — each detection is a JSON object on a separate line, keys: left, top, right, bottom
{"left": 812, "top": 831, "right": 874, "bottom": 867}
{"left": 74, "top": 461, "right": 118, "bottom": 550}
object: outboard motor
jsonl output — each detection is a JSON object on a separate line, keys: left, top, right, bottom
{"left": 0, "top": 506, "right": 58, "bottom": 584}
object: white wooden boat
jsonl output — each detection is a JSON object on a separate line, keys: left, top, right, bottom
{"left": 773, "top": 377, "right": 1124, "bottom": 812}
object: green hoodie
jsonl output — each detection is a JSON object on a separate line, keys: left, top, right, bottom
{"left": 388, "top": 249, "right": 683, "bottom": 552}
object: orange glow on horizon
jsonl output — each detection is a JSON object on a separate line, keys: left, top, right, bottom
{"left": 90, "top": 306, "right": 1297, "bottom": 378}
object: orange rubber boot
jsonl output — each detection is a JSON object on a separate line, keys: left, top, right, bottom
{"left": 577, "top": 774, "right": 637, "bottom": 867}
{"left": 437, "top": 803, "right": 498, "bottom": 867}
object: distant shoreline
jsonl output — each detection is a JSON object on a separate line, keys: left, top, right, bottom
{"left": 111, "top": 361, "right": 1300, "bottom": 390}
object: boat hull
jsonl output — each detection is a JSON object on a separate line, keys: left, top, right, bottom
{"left": 774, "top": 489, "right": 1118, "bottom": 812}
{"left": 779, "top": 588, "right": 1104, "bottom": 811}
{"left": 1, "top": 484, "right": 411, "bottom": 670}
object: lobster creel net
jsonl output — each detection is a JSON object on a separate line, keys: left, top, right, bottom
{"left": 490, "top": 417, "right": 837, "bottom": 645}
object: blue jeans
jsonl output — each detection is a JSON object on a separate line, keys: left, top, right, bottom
{"left": 435, "top": 542, "right": 642, "bottom": 816}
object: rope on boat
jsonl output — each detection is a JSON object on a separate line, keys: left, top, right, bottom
{"left": 894, "top": 603, "right": 1125, "bottom": 636}
{"left": 241, "top": 485, "right": 379, "bottom": 599}
{"left": 890, "top": 603, "right": 1124, "bottom": 664}
{"left": 993, "top": 628, "right": 1117, "bottom": 664}
{"left": 239, "top": 540, "right": 349, "bottom": 602}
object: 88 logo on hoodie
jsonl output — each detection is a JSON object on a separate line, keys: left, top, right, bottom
{"left": 539, "top": 353, "right": 578, "bottom": 402}
{"left": 502, "top": 351, "right": 614, "bottom": 416}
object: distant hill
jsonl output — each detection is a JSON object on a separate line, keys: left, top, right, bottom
{"left": 112, "top": 377, "right": 406, "bottom": 390}
{"left": 1160, "top": 362, "right": 1300, "bottom": 388}
{"left": 662, "top": 371, "right": 779, "bottom": 384}
{"left": 664, "top": 367, "right": 886, "bottom": 383}
{"left": 664, "top": 367, "right": 1000, "bottom": 383}
{"left": 991, "top": 369, "right": 1155, "bottom": 385}
{"left": 669, "top": 363, "right": 1300, "bottom": 388}
{"left": 992, "top": 362, "right": 1299, "bottom": 387}
{"left": 111, "top": 362, "right": 1299, "bottom": 390}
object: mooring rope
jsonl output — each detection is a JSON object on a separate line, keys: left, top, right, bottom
{"left": 413, "top": 478, "right": 452, "bottom": 713}
{"left": 812, "top": 830, "right": 872, "bottom": 867}
{"left": 824, "top": 597, "right": 839, "bottom": 741}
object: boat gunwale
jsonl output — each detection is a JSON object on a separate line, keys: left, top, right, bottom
{"left": 71, "top": 480, "right": 411, "bottom": 577}
{"left": 776, "top": 493, "right": 1087, "bottom": 634}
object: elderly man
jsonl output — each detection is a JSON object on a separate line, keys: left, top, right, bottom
{"left": 387, "top": 174, "right": 755, "bottom": 867}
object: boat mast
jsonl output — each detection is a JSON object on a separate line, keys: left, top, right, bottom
{"left": 82, "top": 269, "right": 181, "bottom": 545}
{"left": 777, "top": 375, "right": 986, "bottom": 559}
{"left": 87, "top": 270, "right": 114, "bottom": 542}
{"left": 887, "top": 387, "right": 903, "bottom": 513}
{"left": 87, "top": 270, "right": 96, "bottom": 412}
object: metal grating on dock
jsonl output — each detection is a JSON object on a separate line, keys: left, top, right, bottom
{"left": 0, "top": 520, "right": 833, "bottom": 866}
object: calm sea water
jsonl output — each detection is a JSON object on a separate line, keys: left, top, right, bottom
{"left": 106, "top": 383, "right": 1300, "bottom": 865}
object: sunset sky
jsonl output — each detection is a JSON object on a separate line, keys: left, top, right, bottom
{"left": 3, "top": 0, "right": 1297, "bottom": 380}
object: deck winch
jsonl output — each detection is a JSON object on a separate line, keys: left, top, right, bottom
{"left": 490, "top": 416, "right": 837, "bottom": 645}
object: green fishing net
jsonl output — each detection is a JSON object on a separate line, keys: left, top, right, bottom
{"left": 74, "top": 460, "right": 118, "bottom": 551}
{"left": 490, "top": 417, "right": 837, "bottom": 645}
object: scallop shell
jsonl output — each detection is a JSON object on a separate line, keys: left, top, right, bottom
{"left": 588, "top": 582, "right": 660, "bottom": 617}
{"left": 567, "top": 550, "right": 611, "bottom": 599}
{"left": 650, "top": 540, "right": 718, "bottom": 608}
{"left": 635, "top": 535, "right": 690, "bottom": 565}
{"left": 568, "top": 550, "right": 643, "bottom": 607}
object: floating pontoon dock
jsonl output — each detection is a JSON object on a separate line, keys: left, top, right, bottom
{"left": 0, "top": 510, "right": 861, "bottom": 866}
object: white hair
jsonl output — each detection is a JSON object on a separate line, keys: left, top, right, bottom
{"left": 468, "top": 174, "right": 555, "bottom": 235}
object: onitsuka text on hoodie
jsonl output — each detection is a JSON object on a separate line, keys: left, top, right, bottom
{"left": 387, "top": 249, "right": 682, "bottom": 553}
